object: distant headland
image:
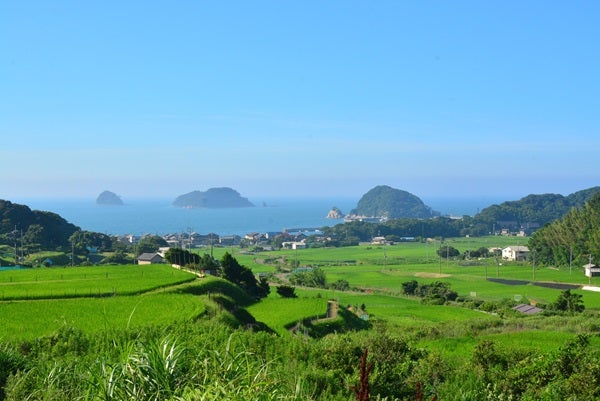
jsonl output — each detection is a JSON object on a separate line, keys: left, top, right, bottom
{"left": 172, "top": 187, "right": 255, "bottom": 209}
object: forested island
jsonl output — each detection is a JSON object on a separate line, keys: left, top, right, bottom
{"left": 172, "top": 187, "right": 254, "bottom": 208}
{"left": 348, "top": 185, "right": 438, "bottom": 219}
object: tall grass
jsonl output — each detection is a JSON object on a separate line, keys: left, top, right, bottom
{"left": 5, "top": 325, "right": 325, "bottom": 401}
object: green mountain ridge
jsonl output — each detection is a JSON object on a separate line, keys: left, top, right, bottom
{"left": 475, "top": 186, "right": 600, "bottom": 227}
{"left": 0, "top": 200, "right": 79, "bottom": 251}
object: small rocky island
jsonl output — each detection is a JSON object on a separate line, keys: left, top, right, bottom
{"left": 96, "top": 190, "right": 124, "bottom": 206}
{"left": 326, "top": 206, "right": 344, "bottom": 219}
{"left": 173, "top": 187, "right": 255, "bottom": 209}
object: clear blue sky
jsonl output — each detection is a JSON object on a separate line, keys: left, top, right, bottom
{"left": 2, "top": 1, "right": 599, "bottom": 201}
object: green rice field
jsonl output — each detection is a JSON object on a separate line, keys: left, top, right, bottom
{"left": 3, "top": 237, "right": 600, "bottom": 342}
{"left": 0, "top": 265, "right": 202, "bottom": 340}
{"left": 0, "top": 264, "right": 195, "bottom": 300}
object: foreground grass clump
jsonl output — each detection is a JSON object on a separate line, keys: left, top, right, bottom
{"left": 2, "top": 320, "right": 444, "bottom": 401}
{"left": 2, "top": 317, "right": 600, "bottom": 401}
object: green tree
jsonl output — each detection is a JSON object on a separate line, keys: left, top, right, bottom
{"left": 331, "top": 279, "right": 350, "bottom": 291}
{"left": 401, "top": 280, "right": 419, "bottom": 296}
{"left": 220, "top": 252, "right": 268, "bottom": 299}
{"left": 164, "top": 248, "right": 199, "bottom": 267}
{"left": 289, "top": 267, "right": 327, "bottom": 288}
{"left": 551, "top": 289, "right": 585, "bottom": 313}
{"left": 136, "top": 235, "right": 168, "bottom": 255}
{"left": 81, "top": 231, "right": 113, "bottom": 252}
{"left": 102, "top": 249, "right": 132, "bottom": 264}
{"left": 23, "top": 224, "right": 44, "bottom": 252}
{"left": 436, "top": 245, "right": 460, "bottom": 259}
{"left": 198, "top": 253, "right": 219, "bottom": 272}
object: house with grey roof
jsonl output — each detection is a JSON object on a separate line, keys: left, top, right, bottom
{"left": 502, "top": 246, "right": 530, "bottom": 261}
{"left": 137, "top": 253, "right": 165, "bottom": 265}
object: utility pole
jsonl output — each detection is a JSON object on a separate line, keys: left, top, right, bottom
{"left": 569, "top": 246, "right": 573, "bottom": 275}
{"left": 589, "top": 254, "right": 593, "bottom": 285}
{"left": 383, "top": 244, "right": 387, "bottom": 271}
{"left": 532, "top": 251, "right": 536, "bottom": 282}
{"left": 71, "top": 236, "right": 75, "bottom": 267}
{"left": 485, "top": 258, "right": 488, "bottom": 279}
{"left": 295, "top": 247, "right": 298, "bottom": 269}
{"left": 495, "top": 249, "right": 500, "bottom": 278}
{"left": 13, "top": 225, "right": 18, "bottom": 266}
{"left": 438, "top": 239, "right": 442, "bottom": 275}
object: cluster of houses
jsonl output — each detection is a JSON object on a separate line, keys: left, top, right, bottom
{"left": 117, "top": 227, "right": 322, "bottom": 250}
{"left": 493, "top": 221, "right": 542, "bottom": 237}
{"left": 128, "top": 231, "right": 600, "bottom": 280}
{"left": 125, "top": 229, "right": 319, "bottom": 265}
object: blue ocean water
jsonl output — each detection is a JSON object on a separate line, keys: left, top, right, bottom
{"left": 15, "top": 196, "right": 503, "bottom": 236}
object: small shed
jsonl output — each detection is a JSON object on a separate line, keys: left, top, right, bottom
{"left": 137, "top": 253, "right": 165, "bottom": 265}
{"left": 584, "top": 263, "right": 600, "bottom": 278}
{"left": 512, "top": 304, "right": 543, "bottom": 315}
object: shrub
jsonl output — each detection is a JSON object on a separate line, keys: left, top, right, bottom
{"left": 276, "top": 285, "right": 297, "bottom": 298}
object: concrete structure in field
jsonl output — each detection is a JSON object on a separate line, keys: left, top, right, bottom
{"left": 281, "top": 241, "right": 306, "bottom": 250}
{"left": 137, "top": 252, "right": 165, "bottom": 265}
{"left": 502, "top": 246, "right": 530, "bottom": 261}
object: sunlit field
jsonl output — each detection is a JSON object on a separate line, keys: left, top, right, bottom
{"left": 212, "top": 237, "right": 600, "bottom": 310}
{"left": 0, "top": 264, "right": 195, "bottom": 300}
{"left": 0, "top": 291, "right": 205, "bottom": 341}
{"left": 3, "top": 237, "right": 600, "bottom": 342}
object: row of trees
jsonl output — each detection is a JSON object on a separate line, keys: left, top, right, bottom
{"left": 163, "top": 249, "right": 270, "bottom": 300}
{"left": 401, "top": 280, "right": 458, "bottom": 304}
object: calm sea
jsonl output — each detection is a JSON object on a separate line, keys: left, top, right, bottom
{"left": 14, "top": 196, "right": 502, "bottom": 236}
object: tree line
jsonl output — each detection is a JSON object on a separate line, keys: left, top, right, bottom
{"left": 529, "top": 192, "right": 600, "bottom": 267}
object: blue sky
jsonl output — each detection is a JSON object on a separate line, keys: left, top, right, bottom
{"left": 1, "top": 1, "right": 599, "bottom": 201}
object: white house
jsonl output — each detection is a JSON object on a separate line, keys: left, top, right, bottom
{"left": 502, "top": 246, "right": 530, "bottom": 261}
{"left": 371, "top": 236, "right": 387, "bottom": 245}
{"left": 584, "top": 263, "right": 600, "bottom": 278}
{"left": 281, "top": 241, "right": 306, "bottom": 250}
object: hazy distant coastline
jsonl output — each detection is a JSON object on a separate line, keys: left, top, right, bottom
{"left": 12, "top": 196, "right": 504, "bottom": 237}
